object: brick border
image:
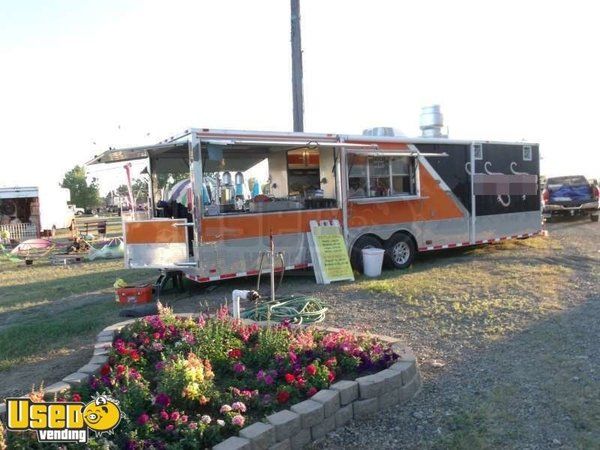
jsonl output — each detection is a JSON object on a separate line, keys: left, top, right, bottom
{"left": 0, "top": 315, "right": 421, "bottom": 450}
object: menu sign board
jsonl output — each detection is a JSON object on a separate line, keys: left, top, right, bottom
{"left": 308, "top": 220, "right": 355, "bottom": 284}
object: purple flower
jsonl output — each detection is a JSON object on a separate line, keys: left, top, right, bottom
{"left": 233, "top": 362, "right": 246, "bottom": 373}
{"left": 289, "top": 351, "right": 298, "bottom": 363}
{"left": 264, "top": 374, "right": 274, "bottom": 385}
{"left": 155, "top": 393, "right": 171, "bottom": 407}
{"left": 155, "top": 361, "right": 166, "bottom": 371}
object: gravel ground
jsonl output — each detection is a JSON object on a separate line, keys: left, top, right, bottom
{"left": 307, "top": 219, "right": 599, "bottom": 450}
{"left": 172, "top": 217, "right": 599, "bottom": 449}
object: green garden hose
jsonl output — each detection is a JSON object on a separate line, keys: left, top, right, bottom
{"left": 240, "top": 295, "right": 328, "bottom": 325}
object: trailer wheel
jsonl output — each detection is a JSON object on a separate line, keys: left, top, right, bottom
{"left": 384, "top": 233, "right": 415, "bottom": 269}
{"left": 592, "top": 214, "right": 599, "bottom": 222}
{"left": 350, "top": 235, "right": 383, "bottom": 273}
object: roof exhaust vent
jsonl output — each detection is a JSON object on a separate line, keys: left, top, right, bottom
{"left": 362, "top": 127, "right": 406, "bottom": 137}
{"left": 419, "top": 105, "right": 447, "bottom": 138}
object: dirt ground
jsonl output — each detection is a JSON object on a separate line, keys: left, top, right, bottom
{"left": 1, "top": 217, "right": 598, "bottom": 449}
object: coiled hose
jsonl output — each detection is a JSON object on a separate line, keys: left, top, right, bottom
{"left": 240, "top": 295, "right": 328, "bottom": 325}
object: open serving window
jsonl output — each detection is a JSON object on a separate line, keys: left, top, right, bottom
{"left": 200, "top": 141, "right": 340, "bottom": 216}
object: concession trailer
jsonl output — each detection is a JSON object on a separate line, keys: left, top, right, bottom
{"left": 88, "top": 117, "right": 542, "bottom": 283}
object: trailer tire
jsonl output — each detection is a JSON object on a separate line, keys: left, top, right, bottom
{"left": 384, "top": 233, "right": 415, "bottom": 269}
{"left": 350, "top": 235, "right": 383, "bottom": 273}
{"left": 592, "top": 214, "right": 599, "bottom": 222}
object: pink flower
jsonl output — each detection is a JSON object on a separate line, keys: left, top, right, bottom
{"left": 307, "top": 387, "right": 318, "bottom": 397}
{"left": 231, "top": 401, "right": 247, "bottom": 413}
{"left": 71, "top": 393, "right": 82, "bottom": 402}
{"left": 152, "top": 342, "right": 164, "bottom": 352}
{"left": 180, "top": 415, "right": 188, "bottom": 423}
{"left": 220, "top": 404, "right": 232, "bottom": 413}
{"left": 137, "top": 413, "right": 150, "bottom": 425}
{"left": 232, "top": 415, "right": 245, "bottom": 427}
{"left": 170, "top": 411, "right": 180, "bottom": 421}
{"left": 233, "top": 362, "right": 246, "bottom": 373}
{"left": 160, "top": 410, "right": 169, "bottom": 421}
{"left": 189, "top": 422, "right": 198, "bottom": 430}
{"left": 166, "top": 424, "right": 175, "bottom": 432}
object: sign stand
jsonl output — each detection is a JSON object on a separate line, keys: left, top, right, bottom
{"left": 307, "top": 219, "right": 354, "bottom": 284}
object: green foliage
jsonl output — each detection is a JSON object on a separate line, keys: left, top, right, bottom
{"left": 60, "top": 165, "right": 101, "bottom": 208}
{"left": 245, "top": 328, "right": 291, "bottom": 369}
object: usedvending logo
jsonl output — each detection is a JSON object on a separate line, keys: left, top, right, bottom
{"left": 4, "top": 394, "right": 122, "bottom": 443}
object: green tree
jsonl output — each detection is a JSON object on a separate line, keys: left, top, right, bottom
{"left": 60, "top": 165, "right": 101, "bottom": 208}
{"left": 115, "top": 178, "right": 148, "bottom": 203}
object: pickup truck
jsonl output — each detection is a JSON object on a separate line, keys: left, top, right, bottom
{"left": 542, "top": 175, "right": 599, "bottom": 222}
{"left": 68, "top": 205, "right": 85, "bottom": 215}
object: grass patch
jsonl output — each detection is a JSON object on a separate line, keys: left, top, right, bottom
{"left": 0, "top": 259, "right": 155, "bottom": 313}
{"left": 352, "top": 246, "right": 574, "bottom": 339}
{"left": 0, "top": 244, "right": 156, "bottom": 372}
{"left": 0, "top": 300, "right": 121, "bottom": 371}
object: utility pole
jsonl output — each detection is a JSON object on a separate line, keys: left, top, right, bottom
{"left": 290, "top": 0, "right": 304, "bottom": 132}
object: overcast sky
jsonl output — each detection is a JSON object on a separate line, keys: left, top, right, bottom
{"left": 1, "top": 0, "right": 598, "bottom": 195}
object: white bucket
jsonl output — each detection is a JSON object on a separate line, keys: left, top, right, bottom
{"left": 362, "top": 248, "right": 385, "bottom": 277}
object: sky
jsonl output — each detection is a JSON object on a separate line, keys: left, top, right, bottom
{"left": 1, "top": 0, "right": 598, "bottom": 195}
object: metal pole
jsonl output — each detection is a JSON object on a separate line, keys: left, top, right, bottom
{"left": 290, "top": 0, "right": 304, "bottom": 132}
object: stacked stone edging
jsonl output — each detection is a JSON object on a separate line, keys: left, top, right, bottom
{"left": 0, "top": 315, "right": 422, "bottom": 450}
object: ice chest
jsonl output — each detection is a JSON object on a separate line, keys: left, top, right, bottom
{"left": 116, "top": 285, "right": 153, "bottom": 304}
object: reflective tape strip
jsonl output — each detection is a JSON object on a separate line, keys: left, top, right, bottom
{"left": 418, "top": 230, "right": 542, "bottom": 252}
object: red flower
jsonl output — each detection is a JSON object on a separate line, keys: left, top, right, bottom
{"left": 153, "top": 332, "right": 161, "bottom": 340}
{"left": 328, "top": 371, "right": 336, "bottom": 382}
{"left": 307, "top": 387, "right": 318, "bottom": 397}
{"left": 129, "top": 350, "right": 141, "bottom": 362}
{"left": 285, "top": 373, "right": 295, "bottom": 384}
{"left": 296, "top": 376, "right": 306, "bottom": 387}
{"left": 100, "top": 364, "right": 111, "bottom": 376}
{"left": 228, "top": 348, "right": 242, "bottom": 359}
{"left": 116, "top": 364, "right": 126, "bottom": 376}
{"left": 324, "top": 357, "right": 337, "bottom": 368}
{"left": 277, "top": 390, "right": 291, "bottom": 404}
{"left": 306, "top": 364, "right": 317, "bottom": 376}
{"left": 71, "top": 393, "right": 82, "bottom": 402}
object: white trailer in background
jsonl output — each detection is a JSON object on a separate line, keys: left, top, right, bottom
{"left": 0, "top": 186, "right": 75, "bottom": 241}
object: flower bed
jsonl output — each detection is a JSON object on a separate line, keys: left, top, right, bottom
{"left": 2, "top": 307, "right": 409, "bottom": 449}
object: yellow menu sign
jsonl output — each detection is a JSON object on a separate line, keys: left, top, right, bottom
{"left": 308, "top": 220, "right": 354, "bottom": 284}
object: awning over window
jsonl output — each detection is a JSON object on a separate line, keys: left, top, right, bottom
{"left": 86, "top": 142, "right": 189, "bottom": 165}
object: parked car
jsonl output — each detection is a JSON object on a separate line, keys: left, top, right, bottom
{"left": 68, "top": 204, "right": 85, "bottom": 215}
{"left": 542, "top": 175, "right": 599, "bottom": 222}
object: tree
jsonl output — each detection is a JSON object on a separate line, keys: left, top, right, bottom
{"left": 115, "top": 178, "right": 148, "bottom": 204}
{"left": 61, "top": 165, "right": 101, "bottom": 208}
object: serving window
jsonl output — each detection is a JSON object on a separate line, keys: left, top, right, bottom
{"left": 201, "top": 143, "right": 338, "bottom": 216}
{"left": 347, "top": 153, "right": 416, "bottom": 199}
